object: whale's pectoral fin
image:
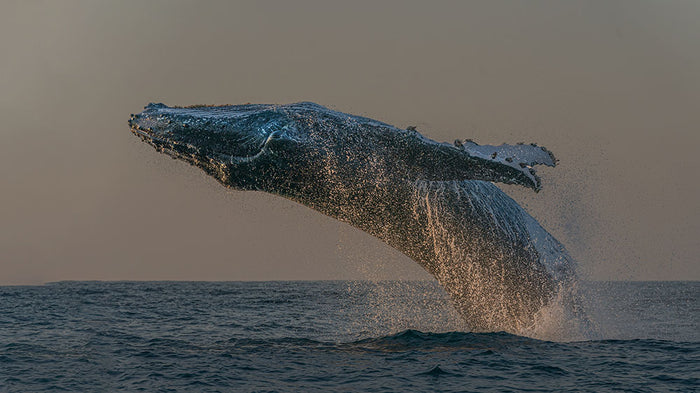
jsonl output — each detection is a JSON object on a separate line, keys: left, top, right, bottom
{"left": 410, "top": 136, "right": 557, "bottom": 192}
{"left": 459, "top": 141, "right": 557, "bottom": 168}
{"left": 461, "top": 140, "right": 557, "bottom": 192}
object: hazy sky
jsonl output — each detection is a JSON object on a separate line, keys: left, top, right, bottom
{"left": 1, "top": 1, "right": 698, "bottom": 284}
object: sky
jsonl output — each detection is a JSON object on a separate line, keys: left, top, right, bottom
{"left": 0, "top": 1, "right": 698, "bottom": 284}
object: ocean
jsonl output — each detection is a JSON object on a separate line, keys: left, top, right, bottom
{"left": 1, "top": 281, "right": 697, "bottom": 392}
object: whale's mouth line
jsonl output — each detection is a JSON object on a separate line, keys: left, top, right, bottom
{"left": 130, "top": 126, "right": 265, "bottom": 165}
{"left": 131, "top": 126, "right": 203, "bottom": 164}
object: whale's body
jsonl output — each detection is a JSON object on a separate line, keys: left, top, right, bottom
{"left": 130, "top": 102, "right": 580, "bottom": 333}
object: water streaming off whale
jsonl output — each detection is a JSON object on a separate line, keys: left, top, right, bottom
{"left": 129, "top": 102, "right": 592, "bottom": 338}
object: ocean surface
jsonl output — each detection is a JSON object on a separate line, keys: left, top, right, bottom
{"left": 0, "top": 281, "right": 697, "bottom": 392}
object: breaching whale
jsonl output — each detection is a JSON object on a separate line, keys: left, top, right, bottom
{"left": 129, "top": 102, "right": 582, "bottom": 334}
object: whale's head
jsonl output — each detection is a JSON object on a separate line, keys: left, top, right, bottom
{"left": 129, "top": 102, "right": 310, "bottom": 191}
{"left": 129, "top": 102, "right": 421, "bottom": 194}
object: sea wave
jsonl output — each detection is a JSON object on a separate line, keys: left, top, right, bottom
{"left": 1, "top": 281, "right": 697, "bottom": 392}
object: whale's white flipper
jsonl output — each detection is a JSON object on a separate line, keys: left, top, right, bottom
{"left": 461, "top": 141, "right": 557, "bottom": 189}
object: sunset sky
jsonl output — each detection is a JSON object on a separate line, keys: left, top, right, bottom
{"left": 1, "top": 1, "right": 698, "bottom": 284}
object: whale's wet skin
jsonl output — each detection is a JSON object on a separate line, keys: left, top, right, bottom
{"left": 129, "top": 102, "right": 590, "bottom": 337}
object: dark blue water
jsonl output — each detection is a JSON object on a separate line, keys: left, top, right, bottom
{"left": 1, "top": 281, "right": 697, "bottom": 392}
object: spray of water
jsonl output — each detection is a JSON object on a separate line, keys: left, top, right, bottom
{"left": 340, "top": 177, "right": 598, "bottom": 342}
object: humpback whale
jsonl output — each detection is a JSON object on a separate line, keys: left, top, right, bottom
{"left": 129, "top": 102, "right": 583, "bottom": 334}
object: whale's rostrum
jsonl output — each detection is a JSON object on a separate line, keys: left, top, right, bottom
{"left": 129, "top": 102, "right": 587, "bottom": 335}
